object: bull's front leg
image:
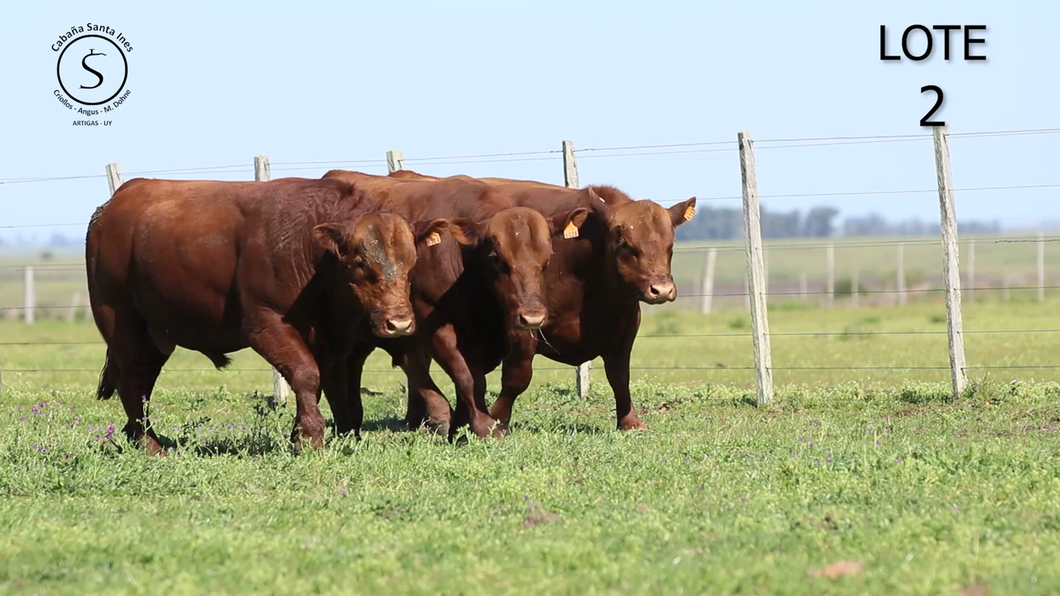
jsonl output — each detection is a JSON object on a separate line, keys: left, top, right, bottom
{"left": 488, "top": 331, "right": 538, "bottom": 433}
{"left": 602, "top": 328, "right": 647, "bottom": 431}
{"left": 248, "top": 319, "right": 327, "bottom": 452}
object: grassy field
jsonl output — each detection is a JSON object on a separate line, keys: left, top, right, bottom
{"left": 2, "top": 302, "right": 1060, "bottom": 593}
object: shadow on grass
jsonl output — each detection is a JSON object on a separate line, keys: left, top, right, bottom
{"left": 360, "top": 416, "right": 408, "bottom": 433}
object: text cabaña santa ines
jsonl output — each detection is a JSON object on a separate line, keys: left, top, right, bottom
{"left": 52, "top": 23, "right": 133, "bottom": 52}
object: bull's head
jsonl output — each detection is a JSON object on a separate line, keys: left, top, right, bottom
{"left": 313, "top": 214, "right": 450, "bottom": 337}
{"left": 590, "top": 188, "right": 697, "bottom": 305}
{"left": 448, "top": 206, "right": 588, "bottom": 330}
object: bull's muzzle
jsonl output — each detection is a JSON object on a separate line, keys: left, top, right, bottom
{"left": 643, "top": 280, "right": 677, "bottom": 304}
{"left": 517, "top": 309, "right": 547, "bottom": 330}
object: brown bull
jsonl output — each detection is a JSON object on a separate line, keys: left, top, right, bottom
{"left": 86, "top": 177, "right": 449, "bottom": 454}
{"left": 321, "top": 170, "right": 587, "bottom": 438}
{"left": 391, "top": 170, "right": 696, "bottom": 432}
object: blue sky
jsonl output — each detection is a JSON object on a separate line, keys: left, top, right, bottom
{"left": 1, "top": 0, "right": 1056, "bottom": 242}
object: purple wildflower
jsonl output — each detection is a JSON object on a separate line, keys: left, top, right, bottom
{"left": 875, "top": 441, "right": 881, "bottom": 446}
{"left": 31, "top": 406, "right": 39, "bottom": 415}
{"left": 826, "top": 458, "right": 833, "bottom": 463}
{"left": 814, "top": 459, "right": 819, "bottom": 466}
{"left": 697, "top": 486, "right": 704, "bottom": 492}
{"left": 797, "top": 436, "right": 804, "bottom": 442}
{"left": 683, "top": 456, "right": 690, "bottom": 462}
{"left": 340, "top": 489, "right": 348, "bottom": 497}
{"left": 105, "top": 423, "right": 116, "bottom": 438}
{"left": 18, "top": 416, "right": 25, "bottom": 421}
{"left": 896, "top": 457, "right": 904, "bottom": 463}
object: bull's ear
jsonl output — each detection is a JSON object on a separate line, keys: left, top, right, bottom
{"left": 313, "top": 223, "right": 348, "bottom": 255}
{"left": 412, "top": 218, "right": 450, "bottom": 248}
{"left": 586, "top": 188, "right": 614, "bottom": 223}
{"left": 551, "top": 207, "right": 590, "bottom": 239}
{"left": 446, "top": 218, "right": 484, "bottom": 246}
{"left": 668, "top": 197, "right": 697, "bottom": 228}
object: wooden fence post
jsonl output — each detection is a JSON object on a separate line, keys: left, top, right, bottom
{"left": 699, "top": 248, "right": 717, "bottom": 314}
{"left": 825, "top": 242, "right": 835, "bottom": 308}
{"left": 255, "top": 155, "right": 291, "bottom": 406}
{"left": 897, "top": 242, "right": 907, "bottom": 306}
{"left": 387, "top": 150, "right": 405, "bottom": 174}
{"left": 966, "top": 238, "right": 976, "bottom": 302}
{"left": 23, "top": 266, "right": 35, "bottom": 325}
{"left": 1038, "top": 231, "right": 1045, "bottom": 302}
{"left": 933, "top": 125, "right": 968, "bottom": 398}
{"left": 738, "top": 130, "right": 773, "bottom": 406}
{"left": 563, "top": 140, "right": 592, "bottom": 399}
{"left": 106, "top": 162, "right": 123, "bottom": 195}
{"left": 67, "top": 292, "right": 81, "bottom": 323}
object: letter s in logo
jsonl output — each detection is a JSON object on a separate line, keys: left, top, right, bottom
{"left": 80, "top": 49, "right": 106, "bottom": 89}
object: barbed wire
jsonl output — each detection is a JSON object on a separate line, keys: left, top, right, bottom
{"left": 4, "top": 364, "right": 1059, "bottom": 374}
{"left": 0, "top": 286, "right": 1055, "bottom": 313}
{"left": 5, "top": 233, "right": 1055, "bottom": 273}
{"left": 3, "top": 126, "right": 1059, "bottom": 187}
{"left": 4, "top": 327, "right": 1060, "bottom": 347}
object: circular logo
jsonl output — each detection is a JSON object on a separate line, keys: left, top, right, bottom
{"left": 56, "top": 34, "right": 128, "bottom": 106}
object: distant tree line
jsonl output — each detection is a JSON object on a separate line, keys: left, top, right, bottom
{"left": 675, "top": 205, "right": 1001, "bottom": 241}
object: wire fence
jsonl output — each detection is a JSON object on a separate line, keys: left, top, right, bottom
{"left": 2, "top": 126, "right": 1060, "bottom": 393}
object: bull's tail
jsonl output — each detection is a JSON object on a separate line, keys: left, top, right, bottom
{"left": 96, "top": 349, "right": 118, "bottom": 400}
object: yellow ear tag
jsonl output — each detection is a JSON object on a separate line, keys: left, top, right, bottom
{"left": 682, "top": 205, "right": 696, "bottom": 221}
{"left": 563, "top": 221, "right": 580, "bottom": 239}
{"left": 426, "top": 231, "right": 441, "bottom": 247}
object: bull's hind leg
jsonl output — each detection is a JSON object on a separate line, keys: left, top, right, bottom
{"left": 429, "top": 325, "right": 499, "bottom": 440}
{"left": 247, "top": 320, "right": 326, "bottom": 451}
{"left": 399, "top": 347, "right": 452, "bottom": 435}
{"left": 109, "top": 312, "right": 172, "bottom": 455}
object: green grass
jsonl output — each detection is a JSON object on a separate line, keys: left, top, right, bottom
{"left": 3, "top": 300, "right": 1060, "bottom": 593}
{"left": 3, "top": 378, "right": 1060, "bottom": 593}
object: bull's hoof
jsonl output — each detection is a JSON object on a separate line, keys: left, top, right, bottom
{"left": 429, "top": 420, "right": 451, "bottom": 437}
{"left": 618, "top": 417, "right": 648, "bottom": 432}
{"left": 145, "top": 436, "right": 168, "bottom": 457}
{"left": 493, "top": 420, "right": 511, "bottom": 437}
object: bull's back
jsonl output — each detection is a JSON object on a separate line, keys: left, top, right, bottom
{"left": 88, "top": 180, "right": 274, "bottom": 350}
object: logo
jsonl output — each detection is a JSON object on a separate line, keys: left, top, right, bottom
{"left": 53, "top": 24, "right": 133, "bottom": 126}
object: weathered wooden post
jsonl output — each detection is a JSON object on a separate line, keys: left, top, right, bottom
{"left": 1038, "top": 231, "right": 1046, "bottom": 303}
{"left": 738, "top": 131, "right": 773, "bottom": 405}
{"left": 825, "top": 242, "right": 835, "bottom": 308}
{"left": 699, "top": 248, "right": 717, "bottom": 314}
{"left": 563, "top": 140, "right": 592, "bottom": 399}
{"left": 933, "top": 125, "right": 968, "bottom": 398}
{"left": 387, "top": 149, "right": 406, "bottom": 173}
{"left": 897, "top": 242, "right": 907, "bottom": 306}
{"left": 105, "top": 162, "right": 123, "bottom": 195}
{"left": 67, "top": 292, "right": 81, "bottom": 323}
{"left": 23, "top": 266, "right": 35, "bottom": 325}
{"left": 255, "top": 155, "right": 292, "bottom": 406}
